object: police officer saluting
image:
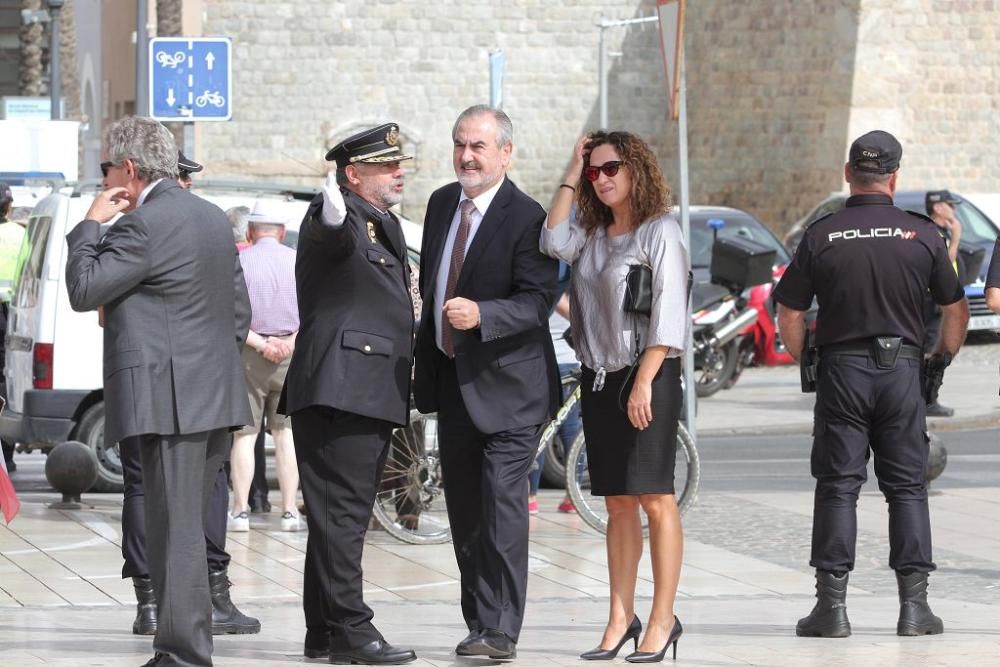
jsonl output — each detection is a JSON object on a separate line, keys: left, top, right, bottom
{"left": 774, "top": 130, "right": 969, "bottom": 639}
{"left": 280, "top": 124, "right": 416, "bottom": 664}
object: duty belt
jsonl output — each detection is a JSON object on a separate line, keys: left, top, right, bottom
{"left": 822, "top": 338, "right": 922, "bottom": 370}
{"left": 821, "top": 340, "right": 922, "bottom": 360}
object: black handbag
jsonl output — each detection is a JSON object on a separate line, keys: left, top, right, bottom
{"left": 623, "top": 264, "right": 653, "bottom": 316}
{"left": 618, "top": 269, "right": 693, "bottom": 413}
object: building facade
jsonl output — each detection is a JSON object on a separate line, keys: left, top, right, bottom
{"left": 6, "top": 0, "right": 1000, "bottom": 231}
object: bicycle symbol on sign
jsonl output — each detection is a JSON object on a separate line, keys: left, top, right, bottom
{"left": 156, "top": 51, "right": 186, "bottom": 69}
{"left": 195, "top": 90, "right": 226, "bottom": 109}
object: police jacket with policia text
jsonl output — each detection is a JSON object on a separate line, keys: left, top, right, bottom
{"left": 773, "top": 193, "right": 965, "bottom": 348}
{"left": 279, "top": 188, "right": 414, "bottom": 427}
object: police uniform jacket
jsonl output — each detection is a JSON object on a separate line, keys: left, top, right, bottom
{"left": 774, "top": 193, "right": 964, "bottom": 347}
{"left": 281, "top": 188, "right": 413, "bottom": 427}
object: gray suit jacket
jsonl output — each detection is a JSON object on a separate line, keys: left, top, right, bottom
{"left": 65, "top": 180, "right": 253, "bottom": 445}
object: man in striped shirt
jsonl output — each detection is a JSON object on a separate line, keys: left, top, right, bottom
{"left": 227, "top": 199, "right": 302, "bottom": 532}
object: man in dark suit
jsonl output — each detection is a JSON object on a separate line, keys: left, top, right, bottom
{"left": 280, "top": 124, "right": 416, "bottom": 665}
{"left": 65, "top": 116, "right": 253, "bottom": 667}
{"left": 115, "top": 151, "right": 259, "bottom": 640}
{"left": 413, "top": 105, "right": 561, "bottom": 659}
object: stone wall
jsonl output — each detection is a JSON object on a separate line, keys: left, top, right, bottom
{"left": 848, "top": 0, "right": 1000, "bottom": 198}
{"left": 196, "top": 0, "right": 1000, "bottom": 234}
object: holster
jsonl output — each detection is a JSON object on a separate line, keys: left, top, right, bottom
{"left": 800, "top": 329, "right": 818, "bottom": 393}
{"left": 873, "top": 336, "right": 903, "bottom": 370}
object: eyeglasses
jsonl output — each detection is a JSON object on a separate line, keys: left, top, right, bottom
{"left": 99, "top": 161, "right": 121, "bottom": 178}
{"left": 584, "top": 160, "right": 624, "bottom": 182}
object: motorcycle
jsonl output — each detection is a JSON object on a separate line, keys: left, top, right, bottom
{"left": 691, "top": 280, "right": 759, "bottom": 397}
{"left": 691, "top": 218, "right": 775, "bottom": 397}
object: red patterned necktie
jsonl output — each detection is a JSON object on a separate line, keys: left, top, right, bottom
{"left": 441, "top": 199, "right": 476, "bottom": 357}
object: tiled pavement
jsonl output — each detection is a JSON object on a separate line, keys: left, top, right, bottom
{"left": 2, "top": 479, "right": 999, "bottom": 666}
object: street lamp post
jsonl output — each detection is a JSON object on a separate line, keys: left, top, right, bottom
{"left": 47, "top": 0, "right": 65, "bottom": 120}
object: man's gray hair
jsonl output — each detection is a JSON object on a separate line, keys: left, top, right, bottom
{"left": 104, "top": 116, "right": 179, "bottom": 182}
{"left": 226, "top": 205, "right": 250, "bottom": 243}
{"left": 452, "top": 105, "right": 513, "bottom": 148}
{"left": 846, "top": 165, "right": 893, "bottom": 188}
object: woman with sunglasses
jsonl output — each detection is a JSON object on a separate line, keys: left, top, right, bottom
{"left": 540, "top": 131, "right": 688, "bottom": 663}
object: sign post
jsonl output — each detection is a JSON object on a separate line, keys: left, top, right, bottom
{"left": 657, "top": 0, "right": 695, "bottom": 440}
{"left": 149, "top": 37, "right": 232, "bottom": 122}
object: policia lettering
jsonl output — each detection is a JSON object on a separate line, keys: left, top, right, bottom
{"left": 828, "top": 227, "right": 916, "bottom": 242}
{"left": 773, "top": 129, "right": 969, "bottom": 640}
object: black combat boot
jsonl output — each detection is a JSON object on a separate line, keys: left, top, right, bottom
{"left": 896, "top": 571, "right": 944, "bottom": 636}
{"left": 131, "top": 576, "right": 157, "bottom": 635}
{"left": 209, "top": 568, "right": 261, "bottom": 635}
{"left": 796, "top": 570, "right": 851, "bottom": 637}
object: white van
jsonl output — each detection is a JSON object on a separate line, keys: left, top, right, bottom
{"left": 1, "top": 180, "right": 423, "bottom": 492}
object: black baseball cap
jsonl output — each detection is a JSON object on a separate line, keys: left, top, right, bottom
{"left": 325, "top": 123, "right": 413, "bottom": 165}
{"left": 925, "top": 190, "right": 962, "bottom": 214}
{"left": 848, "top": 130, "right": 902, "bottom": 174}
{"left": 177, "top": 151, "right": 204, "bottom": 173}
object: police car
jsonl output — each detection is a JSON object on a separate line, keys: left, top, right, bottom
{"left": 786, "top": 190, "right": 1000, "bottom": 333}
{"left": 0, "top": 180, "right": 422, "bottom": 492}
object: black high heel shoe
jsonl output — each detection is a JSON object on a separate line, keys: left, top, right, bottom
{"left": 580, "top": 615, "right": 642, "bottom": 661}
{"left": 625, "top": 616, "right": 682, "bottom": 663}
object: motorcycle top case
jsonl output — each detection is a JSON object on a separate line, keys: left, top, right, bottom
{"left": 710, "top": 236, "right": 777, "bottom": 289}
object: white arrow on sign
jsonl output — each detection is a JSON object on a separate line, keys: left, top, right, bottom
{"left": 206, "top": 52, "right": 215, "bottom": 71}
{"left": 166, "top": 87, "right": 176, "bottom": 107}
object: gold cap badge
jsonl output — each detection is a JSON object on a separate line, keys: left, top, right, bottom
{"left": 385, "top": 126, "right": 399, "bottom": 147}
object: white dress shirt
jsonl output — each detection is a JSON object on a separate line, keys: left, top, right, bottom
{"left": 434, "top": 177, "right": 505, "bottom": 352}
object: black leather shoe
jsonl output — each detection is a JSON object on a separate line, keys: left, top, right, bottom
{"left": 131, "top": 577, "right": 157, "bottom": 635}
{"left": 209, "top": 568, "right": 261, "bottom": 634}
{"left": 455, "top": 629, "right": 483, "bottom": 656}
{"left": 462, "top": 629, "right": 516, "bottom": 660}
{"left": 141, "top": 653, "right": 165, "bottom": 666}
{"left": 249, "top": 496, "right": 272, "bottom": 514}
{"left": 328, "top": 639, "right": 416, "bottom": 665}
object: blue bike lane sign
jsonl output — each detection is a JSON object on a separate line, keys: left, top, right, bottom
{"left": 149, "top": 37, "right": 232, "bottom": 121}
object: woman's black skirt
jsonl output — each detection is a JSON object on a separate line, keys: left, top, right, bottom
{"left": 580, "top": 357, "right": 682, "bottom": 496}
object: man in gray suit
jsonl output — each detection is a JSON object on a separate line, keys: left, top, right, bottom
{"left": 66, "top": 116, "right": 253, "bottom": 667}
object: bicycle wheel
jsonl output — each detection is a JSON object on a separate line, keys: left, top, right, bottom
{"left": 372, "top": 411, "right": 451, "bottom": 544}
{"left": 566, "top": 421, "right": 700, "bottom": 535}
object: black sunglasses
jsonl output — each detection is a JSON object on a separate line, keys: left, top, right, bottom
{"left": 584, "top": 160, "right": 624, "bottom": 182}
{"left": 100, "top": 160, "right": 122, "bottom": 177}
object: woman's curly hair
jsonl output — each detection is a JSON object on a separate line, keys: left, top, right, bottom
{"left": 577, "top": 130, "right": 671, "bottom": 234}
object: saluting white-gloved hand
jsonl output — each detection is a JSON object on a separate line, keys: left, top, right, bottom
{"left": 319, "top": 169, "right": 348, "bottom": 227}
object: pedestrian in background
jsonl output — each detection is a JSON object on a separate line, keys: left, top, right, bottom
{"left": 66, "top": 115, "right": 258, "bottom": 666}
{"left": 775, "top": 130, "right": 969, "bottom": 639}
{"left": 227, "top": 199, "right": 300, "bottom": 533}
{"left": 527, "top": 286, "right": 580, "bottom": 516}
{"left": 0, "top": 181, "right": 23, "bottom": 474}
{"left": 413, "top": 105, "right": 560, "bottom": 661}
{"left": 987, "top": 238, "right": 1000, "bottom": 314}
{"left": 922, "top": 189, "right": 965, "bottom": 417}
{"left": 541, "top": 131, "right": 689, "bottom": 662}
{"left": 177, "top": 150, "right": 203, "bottom": 189}
{"left": 280, "top": 124, "right": 416, "bottom": 665}
{"left": 227, "top": 205, "right": 252, "bottom": 252}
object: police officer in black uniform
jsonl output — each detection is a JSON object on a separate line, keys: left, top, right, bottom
{"left": 280, "top": 124, "right": 416, "bottom": 664}
{"left": 774, "top": 130, "right": 969, "bottom": 639}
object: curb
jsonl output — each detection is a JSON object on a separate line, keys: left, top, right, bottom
{"left": 698, "top": 413, "right": 1000, "bottom": 438}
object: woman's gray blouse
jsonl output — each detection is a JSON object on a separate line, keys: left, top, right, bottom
{"left": 540, "top": 213, "right": 690, "bottom": 373}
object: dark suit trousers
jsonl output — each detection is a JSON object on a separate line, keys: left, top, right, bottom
{"left": 138, "top": 429, "right": 229, "bottom": 667}
{"left": 120, "top": 436, "right": 230, "bottom": 579}
{"left": 293, "top": 406, "right": 393, "bottom": 652}
{"left": 436, "top": 357, "right": 540, "bottom": 643}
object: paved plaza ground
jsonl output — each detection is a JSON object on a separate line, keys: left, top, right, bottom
{"left": 1, "top": 354, "right": 998, "bottom": 666}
